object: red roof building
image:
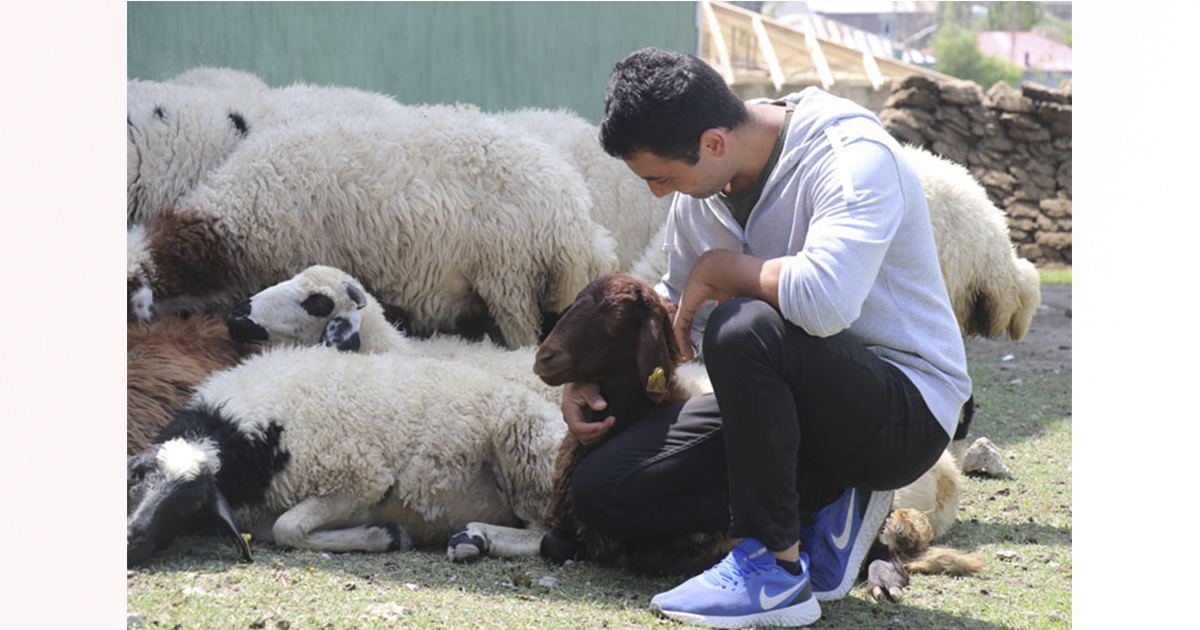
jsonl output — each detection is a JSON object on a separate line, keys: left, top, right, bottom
{"left": 977, "top": 30, "right": 1072, "bottom": 82}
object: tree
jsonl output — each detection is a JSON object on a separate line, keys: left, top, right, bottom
{"left": 986, "top": 2, "right": 1044, "bottom": 32}
{"left": 934, "top": 24, "right": 1023, "bottom": 88}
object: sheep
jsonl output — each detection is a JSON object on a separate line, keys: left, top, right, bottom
{"left": 127, "top": 313, "right": 259, "bottom": 456}
{"left": 533, "top": 271, "right": 734, "bottom": 576}
{"left": 127, "top": 78, "right": 261, "bottom": 226}
{"left": 867, "top": 448, "right": 986, "bottom": 601}
{"left": 126, "top": 344, "right": 565, "bottom": 565}
{"left": 496, "top": 108, "right": 673, "bottom": 270}
{"left": 127, "top": 73, "right": 412, "bottom": 227}
{"left": 126, "top": 106, "right": 619, "bottom": 348}
{"left": 626, "top": 144, "right": 1041, "bottom": 343}
{"left": 899, "top": 144, "right": 1042, "bottom": 341}
{"left": 224, "top": 264, "right": 561, "bottom": 405}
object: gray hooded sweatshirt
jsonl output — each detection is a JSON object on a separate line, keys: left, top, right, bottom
{"left": 656, "top": 88, "right": 971, "bottom": 437}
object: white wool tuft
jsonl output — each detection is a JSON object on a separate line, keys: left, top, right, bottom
{"left": 156, "top": 438, "right": 220, "bottom": 481}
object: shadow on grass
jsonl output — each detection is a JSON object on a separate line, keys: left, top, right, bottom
{"left": 133, "top": 535, "right": 1042, "bottom": 630}
{"left": 941, "top": 518, "right": 1071, "bottom": 548}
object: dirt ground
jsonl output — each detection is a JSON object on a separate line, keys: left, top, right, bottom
{"left": 964, "top": 283, "right": 1072, "bottom": 377}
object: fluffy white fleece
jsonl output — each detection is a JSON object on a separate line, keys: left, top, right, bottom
{"left": 127, "top": 106, "right": 618, "bottom": 348}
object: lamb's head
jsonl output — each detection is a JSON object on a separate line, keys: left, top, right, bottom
{"left": 534, "top": 271, "right": 681, "bottom": 404}
{"left": 127, "top": 438, "right": 251, "bottom": 565}
{"left": 226, "top": 265, "right": 371, "bottom": 352}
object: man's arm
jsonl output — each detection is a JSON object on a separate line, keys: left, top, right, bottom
{"left": 672, "top": 249, "right": 786, "bottom": 361}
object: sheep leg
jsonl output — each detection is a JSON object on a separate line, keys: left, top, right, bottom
{"left": 272, "top": 494, "right": 412, "bottom": 553}
{"left": 447, "top": 522, "right": 545, "bottom": 562}
{"left": 866, "top": 539, "right": 910, "bottom": 603}
{"left": 472, "top": 282, "right": 542, "bottom": 349}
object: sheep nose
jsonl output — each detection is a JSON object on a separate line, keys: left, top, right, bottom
{"left": 533, "top": 348, "right": 558, "bottom": 376}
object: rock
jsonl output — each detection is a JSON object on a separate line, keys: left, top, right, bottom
{"left": 962, "top": 437, "right": 1015, "bottom": 479}
{"left": 880, "top": 73, "right": 1071, "bottom": 267}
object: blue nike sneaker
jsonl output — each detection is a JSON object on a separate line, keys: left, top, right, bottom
{"left": 800, "top": 487, "right": 894, "bottom": 601}
{"left": 650, "top": 538, "right": 821, "bottom": 628}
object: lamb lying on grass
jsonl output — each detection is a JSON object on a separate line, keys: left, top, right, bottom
{"left": 224, "top": 264, "right": 561, "bottom": 404}
{"left": 126, "top": 345, "right": 564, "bottom": 565}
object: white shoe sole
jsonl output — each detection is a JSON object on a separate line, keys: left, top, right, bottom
{"left": 812, "top": 489, "right": 894, "bottom": 602}
{"left": 653, "top": 596, "right": 821, "bottom": 628}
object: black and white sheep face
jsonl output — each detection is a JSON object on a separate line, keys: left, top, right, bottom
{"left": 225, "top": 266, "right": 366, "bottom": 351}
{"left": 127, "top": 438, "right": 249, "bottom": 566}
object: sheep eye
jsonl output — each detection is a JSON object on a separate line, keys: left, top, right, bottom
{"left": 301, "top": 294, "right": 335, "bottom": 317}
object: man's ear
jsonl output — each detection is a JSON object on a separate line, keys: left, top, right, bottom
{"left": 699, "top": 129, "right": 727, "bottom": 158}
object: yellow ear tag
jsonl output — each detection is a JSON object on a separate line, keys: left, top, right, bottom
{"left": 646, "top": 366, "right": 668, "bottom": 395}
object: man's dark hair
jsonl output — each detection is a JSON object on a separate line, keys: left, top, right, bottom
{"left": 600, "top": 47, "right": 749, "bottom": 164}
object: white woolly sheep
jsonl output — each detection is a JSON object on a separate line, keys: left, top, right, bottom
{"left": 497, "top": 108, "right": 672, "bottom": 270}
{"left": 626, "top": 144, "right": 1041, "bottom": 343}
{"left": 224, "top": 264, "right": 562, "bottom": 405}
{"left": 128, "top": 73, "right": 413, "bottom": 227}
{"left": 127, "top": 78, "right": 261, "bottom": 226}
{"left": 126, "top": 345, "right": 565, "bottom": 565}
{"left": 127, "top": 106, "right": 619, "bottom": 348}
{"left": 900, "top": 144, "right": 1042, "bottom": 341}
{"left": 127, "top": 313, "right": 259, "bottom": 456}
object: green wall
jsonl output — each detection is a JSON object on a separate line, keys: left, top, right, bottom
{"left": 127, "top": 1, "right": 698, "bottom": 123}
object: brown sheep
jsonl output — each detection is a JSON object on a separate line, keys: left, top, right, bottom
{"left": 127, "top": 313, "right": 258, "bottom": 455}
{"left": 531, "top": 271, "right": 731, "bottom": 576}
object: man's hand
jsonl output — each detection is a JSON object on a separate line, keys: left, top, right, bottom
{"left": 561, "top": 381, "right": 615, "bottom": 447}
{"left": 673, "top": 249, "right": 786, "bottom": 360}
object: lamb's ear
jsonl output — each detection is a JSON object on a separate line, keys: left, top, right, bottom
{"left": 320, "top": 314, "right": 362, "bottom": 352}
{"left": 635, "top": 312, "right": 672, "bottom": 404}
{"left": 204, "top": 483, "right": 252, "bottom": 562}
{"left": 345, "top": 283, "right": 367, "bottom": 310}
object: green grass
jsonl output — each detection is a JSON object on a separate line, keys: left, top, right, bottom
{"left": 1037, "top": 266, "right": 1071, "bottom": 285}
{"left": 128, "top": 291, "right": 1072, "bottom": 630}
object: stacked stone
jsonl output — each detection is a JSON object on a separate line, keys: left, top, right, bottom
{"left": 879, "top": 75, "right": 1072, "bottom": 266}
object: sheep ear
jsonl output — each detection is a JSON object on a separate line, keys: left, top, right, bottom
{"left": 204, "top": 483, "right": 252, "bottom": 562}
{"left": 320, "top": 315, "right": 362, "bottom": 352}
{"left": 345, "top": 283, "right": 367, "bottom": 310}
{"left": 635, "top": 313, "right": 672, "bottom": 404}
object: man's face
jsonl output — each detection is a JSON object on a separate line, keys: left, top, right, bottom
{"left": 623, "top": 149, "right": 731, "bottom": 200}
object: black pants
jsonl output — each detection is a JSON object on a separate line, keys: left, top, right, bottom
{"left": 571, "top": 298, "right": 950, "bottom": 552}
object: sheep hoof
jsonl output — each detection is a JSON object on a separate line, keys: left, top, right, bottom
{"left": 866, "top": 558, "right": 907, "bottom": 603}
{"left": 447, "top": 527, "right": 489, "bottom": 562}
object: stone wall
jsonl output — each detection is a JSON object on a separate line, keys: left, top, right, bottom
{"left": 880, "top": 75, "right": 1072, "bottom": 266}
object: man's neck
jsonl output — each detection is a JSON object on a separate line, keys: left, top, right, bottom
{"left": 724, "top": 102, "right": 790, "bottom": 197}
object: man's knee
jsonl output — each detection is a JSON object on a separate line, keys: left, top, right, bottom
{"left": 703, "top": 298, "right": 786, "bottom": 363}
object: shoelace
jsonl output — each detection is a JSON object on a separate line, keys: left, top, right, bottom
{"left": 705, "top": 547, "right": 765, "bottom": 589}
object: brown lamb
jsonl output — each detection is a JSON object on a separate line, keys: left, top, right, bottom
{"left": 532, "top": 271, "right": 733, "bottom": 576}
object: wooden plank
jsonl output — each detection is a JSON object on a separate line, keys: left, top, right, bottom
{"left": 701, "top": 1, "right": 735, "bottom": 84}
{"left": 751, "top": 14, "right": 786, "bottom": 91}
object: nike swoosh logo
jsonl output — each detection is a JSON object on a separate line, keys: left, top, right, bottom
{"left": 830, "top": 488, "right": 856, "bottom": 550}
{"left": 759, "top": 575, "right": 808, "bottom": 610}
